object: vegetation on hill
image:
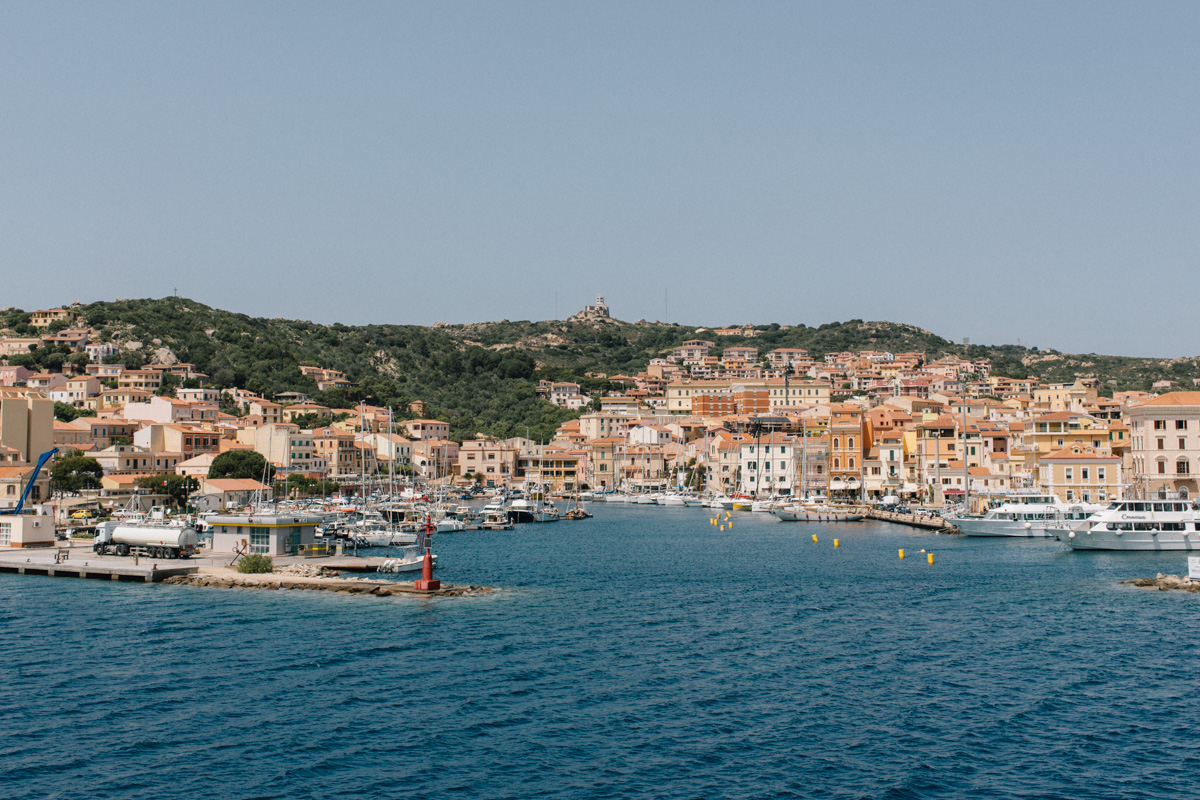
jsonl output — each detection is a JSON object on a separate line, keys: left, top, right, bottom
{"left": 3, "top": 298, "right": 1199, "bottom": 440}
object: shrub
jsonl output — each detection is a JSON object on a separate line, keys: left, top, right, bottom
{"left": 237, "top": 554, "right": 274, "bottom": 574}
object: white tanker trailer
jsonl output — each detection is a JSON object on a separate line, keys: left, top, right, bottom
{"left": 93, "top": 521, "right": 200, "bottom": 559}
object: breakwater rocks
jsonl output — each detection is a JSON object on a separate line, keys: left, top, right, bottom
{"left": 1122, "top": 573, "right": 1200, "bottom": 593}
{"left": 163, "top": 570, "right": 492, "bottom": 597}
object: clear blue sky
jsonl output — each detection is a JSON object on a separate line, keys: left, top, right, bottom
{"left": 2, "top": 2, "right": 1197, "bottom": 357}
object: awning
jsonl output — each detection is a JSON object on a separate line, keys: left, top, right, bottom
{"left": 830, "top": 479, "right": 847, "bottom": 490}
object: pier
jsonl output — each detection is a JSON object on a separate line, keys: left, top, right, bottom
{"left": 865, "top": 508, "right": 960, "bottom": 533}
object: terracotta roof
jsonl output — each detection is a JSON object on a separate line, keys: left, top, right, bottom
{"left": 1134, "top": 392, "right": 1200, "bottom": 407}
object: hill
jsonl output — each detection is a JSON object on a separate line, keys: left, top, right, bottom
{"left": 3, "top": 298, "right": 1199, "bottom": 440}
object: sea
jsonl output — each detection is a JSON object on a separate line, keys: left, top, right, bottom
{"left": 3, "top": 505, "right": 1199, "bottom": 800}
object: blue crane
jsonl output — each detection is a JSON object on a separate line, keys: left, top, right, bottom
{"left": 0, "top": 448, "right": 59, "bottom": 515}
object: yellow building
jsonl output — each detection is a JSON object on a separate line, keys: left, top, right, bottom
{"left": 1038, "top": 445, "right": 1122, "bottom": 503}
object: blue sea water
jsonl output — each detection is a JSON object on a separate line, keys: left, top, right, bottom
{"left": 3, "top": 506, "right": 1200, "bottom": 799}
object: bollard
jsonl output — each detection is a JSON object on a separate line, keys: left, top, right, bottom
{"left": 899, "top": 549, "right": 905, "bottom": 560}
{"left": 834, "top": 539, "right": 839, "bottom": 548}
{"left": 927, "top": 553, "right": 935, "bottom": 565}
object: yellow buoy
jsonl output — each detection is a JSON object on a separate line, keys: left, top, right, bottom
{"left": 834, "top": 539, "right": 839, "bottom": 548}
{"left": 899, "top": 549, "right": 905, "bottom": 560}
{"left": 811, "top": 534, "right": 818, "bottom": 543}
{"left": 728, "top": 521, "right": 733, "bottom": 529}
{"left": 927, "top": 553, "right": 935, "bottom": 565}
{"left": 720, "top": 524, "right": 725, "bottom": 531}
{"left": 920, "top": 549, "right": 926, "bottom": 553}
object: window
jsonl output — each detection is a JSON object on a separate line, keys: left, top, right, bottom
{"left": 1178, "top": 420, "right": 1188, "bottom": 430}
{"left": 1179, "top": 461, "right": 1191, "bottom": 476}
{"left": 780, "top": 461, "right": 787, "bottom": 470}
{"left": 1065, "top": 467, "right": 1074, "bottom": 481}
{"left": 1182, "top": 439, "right": 1188, "bottom": 450}
{"left": 1098, "top": 467, "right": 1106, "bottom": 481}
{"left": 249, "top": 531, "right": 270, "bottom": 555}
{"left": 1158, "top": 439, "right": 1165, "bottom": 450}
{"left": 1082, "top": 468, "right": 1090, "bottom": 481}
{"left": 1158, "top": 461, "right": 1166, "bottom": 474}
{"left": 0, "top": 522, "right": 9, "bottom": 546}
{"left": 1155, "top": 420, "right": 1166, "bottom": 430}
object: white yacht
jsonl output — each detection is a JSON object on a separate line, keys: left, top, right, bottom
{"left": 1048, "top": 499, "right": 1200, "bottom": 550}
{"left": 954, "top": 493, "right": 1104, "bottom": 538}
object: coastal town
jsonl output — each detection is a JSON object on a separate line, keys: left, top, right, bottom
{"left": 0, "top": 297, "right": 1196, "bottom": 546}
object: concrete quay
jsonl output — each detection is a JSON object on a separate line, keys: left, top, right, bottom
{"left": 0, "top": 545, "right": 198, "bottom": 583}
{"left": 163, "top": 568, "right": 491, "bottom": 597}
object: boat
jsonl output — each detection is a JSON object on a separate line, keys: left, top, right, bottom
{"left": 1048, "top": 499, "right": 1200, "bottom": 550}
{"left": 481, "top": 508, "right": 513, "bottom": 530}
{"left": 730, "top": 494, "right": 754, "bottom": 510}
{"left": 533, "top": 501, "right": 560, "bottom": 523}
{"left": 508, "top": 498, "right": 536, "bottom": 524}
{"left": 772, "top": 504, "right": 864, "bottom": 522}
{"left": 376, "top": 546, "right": 438, "bottom": 573}
{"left": 955, "top": 493, "right": 1105, "bottom": 538}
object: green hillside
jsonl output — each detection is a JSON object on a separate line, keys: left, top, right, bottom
{"left": 2, "top": 298, "right": 1198, "bottom": 440}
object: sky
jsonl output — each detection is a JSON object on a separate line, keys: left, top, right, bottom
{"left": 1, "top": 2, "right": 1197, "bottom": 357}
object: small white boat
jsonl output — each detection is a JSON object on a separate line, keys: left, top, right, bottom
{"left": 377, "top": 547, "right": 438, "bottom": 573}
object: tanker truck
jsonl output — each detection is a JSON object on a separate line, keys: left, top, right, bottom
{"left": 93, "top": 521, "right": 200, "bottom": 559}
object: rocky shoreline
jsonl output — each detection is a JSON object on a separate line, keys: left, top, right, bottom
{"left": 1122, "top": 573, "right": 1200, "bottom": 593}
{"left": 163, "top": 569, "right": 493, "bottom": 597}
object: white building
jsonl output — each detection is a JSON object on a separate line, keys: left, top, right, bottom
{"left": 738, "top": 433, "right": 798, "bottom": 497}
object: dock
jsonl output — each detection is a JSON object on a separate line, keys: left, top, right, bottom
{"left": 865, "top": 508, "right": 960, "bottom": 533}
{"left": 0, "top": 548, "right": 199, "bottom": 583}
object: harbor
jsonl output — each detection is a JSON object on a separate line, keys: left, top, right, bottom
{"left": 5, "top": 505, "right": 1198, "bottom": 800}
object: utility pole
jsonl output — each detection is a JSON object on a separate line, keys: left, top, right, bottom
{"left": 962, "top": 397, "right": 970, "bottom": 514}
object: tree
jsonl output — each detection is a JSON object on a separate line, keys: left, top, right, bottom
{"left": 54, "top": 402, "right": 82, "bottom": 422}
{"left": 135, "top": 473, "right": 199, "bottom": 508}
{"left": 209, "top": 450, "right": 275, "bottom": 482}
{"left": 50, "top": 453, "right": 103, "bottom": 495}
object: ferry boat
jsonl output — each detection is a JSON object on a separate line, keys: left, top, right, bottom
{"left": 955, "top": 493, "right": 1105, "bottom": 538}
{"left": 1048, "top": 499, "right": 1200, "bottom": 550}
